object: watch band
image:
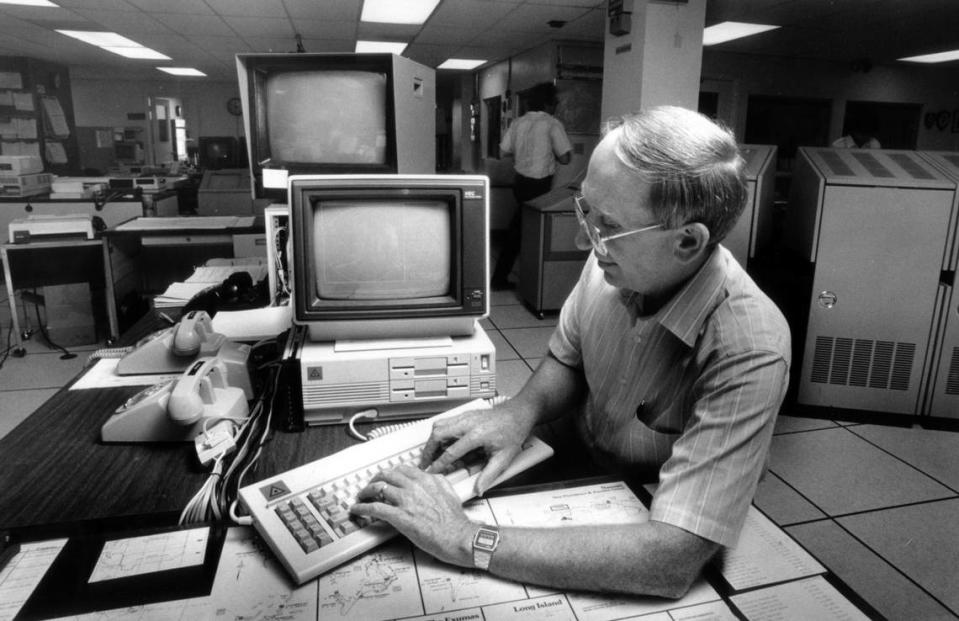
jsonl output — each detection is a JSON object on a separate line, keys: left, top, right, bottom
{"left": 471, "top": 525, "right": 500, "bottom": 571}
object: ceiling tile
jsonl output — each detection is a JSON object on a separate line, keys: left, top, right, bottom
{"left": 68, "top": 8, "right": 172, "bottom": 35}
{"left": 286, "top": 18, "right": 357, "bottom": 39}
{"left": 221, "top": 16, "right": 295, "bottom": 39}
{"left": 205, "top": 0, "right": 286, "bottom": 18}
{"left": 428, "top": 0, "right": 520, "bottom": 27}
{"left": 151, "top": 13, "right": 234, "bottom": 37}
{"left": 125, "top": 0, "right": 214, "bottom": 16}
{"left": 282, "top": 0, "right": 362, "bottom": 21}
{"left": 416, "top": 24, "right": 478, "bottom": 46}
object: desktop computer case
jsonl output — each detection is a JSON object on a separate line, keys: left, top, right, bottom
{"left": 786, "top": 147, "right": 958, "bottom": 415}
{"left": 298, "top": 325, "right": 496, "bottom": 424}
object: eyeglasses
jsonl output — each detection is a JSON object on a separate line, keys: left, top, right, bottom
{"left": 573, "top": 192, "right": 663, "bottom": 255}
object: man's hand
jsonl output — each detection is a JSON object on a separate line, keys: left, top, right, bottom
{"left": 419, "top": 404, "right": 537, "bottom": 495}
{"left": 350, "top": 465, "right": 475, "bottom": 566}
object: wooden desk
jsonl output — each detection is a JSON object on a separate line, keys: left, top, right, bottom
{"left": 103, "top": 216, "right": 266, "bottom": 295}
{"left": 0, "top": 238, "right": 119, "bottom": 354}
{"left": 0, "top": 310, "right": 574, "bottom": 533}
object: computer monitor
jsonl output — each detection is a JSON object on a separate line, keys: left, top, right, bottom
{"left": 198, "top": 136, "right": 239, "bottom": 170}
{"left": 236, "top": 53, "right": 436, "bottom": 203}
{"left": 288, "top": 174, "right": 489, "bottom": 342}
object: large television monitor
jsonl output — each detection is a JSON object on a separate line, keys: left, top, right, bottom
{"left": 198, "top": 136, "right": 239, "bottom": 170}
{"left": 236, "top": 53, "right": 435, "bottom": 203}
{"left": 289, "top": 174, "right": 489, "bottom": 342}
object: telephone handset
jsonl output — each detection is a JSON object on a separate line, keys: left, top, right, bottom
{"left": 172, "top": 310, "right": 223, "bottom": 357}
{"left": 101, "top": 356, "right": 249, "bottom": 443}
{"left": 168, "top": 357, "right": 242, "bottom": 425}
{"left": 115, "top": 311, "right": 252, "bottom": 400}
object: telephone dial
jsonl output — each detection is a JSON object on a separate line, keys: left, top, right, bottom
{"left": 101, "top": 356, "right": 249, "bottom": 443}
{"left": 101, "top": 311, "right": 254, "bottom": 443}
{"left": 115, "top": 310, "right": 252, "bottom": 396}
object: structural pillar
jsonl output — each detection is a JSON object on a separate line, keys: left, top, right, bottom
{"left": 600, "top": 0, "right": 706, "bottom": 121}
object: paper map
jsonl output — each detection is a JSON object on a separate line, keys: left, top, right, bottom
{"left": 89, "top": 528, "right": 209, "bottom": 583}
{"left": 8, "top": 480, "right": 868, "bottom": 620}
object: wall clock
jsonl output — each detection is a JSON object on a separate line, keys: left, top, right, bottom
{"left": 226, "top": 97, "right": 243, "bottom": 116}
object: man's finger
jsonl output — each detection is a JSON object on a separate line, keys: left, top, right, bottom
{"left": 425, "top": 435, "right": 478, "bottom": 474}
{"left": 474, "top": 447, "right": 520, "bottom": 496}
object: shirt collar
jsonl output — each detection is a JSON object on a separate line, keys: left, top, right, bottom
{"left": 616, "top": 247, "right": 728, "bottom": 346}
{"left": 657, "top": 247, "right": 729, "bottom": 347}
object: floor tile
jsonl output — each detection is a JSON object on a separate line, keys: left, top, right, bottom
{"left": 494, "top": 359, "right": 533, "bottom": 398}
{"left": 786, "top": 519, "right": 957, "bottom": 621}
{"left": 837, "top": 498, "right": 959, "bottom": 616}
{"left": 490, "top": 289, "right": 522, "bottom": 307}
{"left": 773, "top": 414, "right": 839, "bottom": 435}
{"left": 0, "top": 350, "right": 91, "bottom": 390}
{"left": 0, "top": 388, "right": 58, "bottom": 441}
{"left": 499, "top": 326, "right": 555, "bottom": 360}
{"left": 487, "top": 329, "right": 519, "bottom": 361}
{"left": 489, "top": 304, "right": 557, "bottom": 330}
{"left": 847, "top": 424, "right": 959, "bottom": 490}
{"left": 769, "top": 427, "right": 954, "bottom": 515}
{"left": 753, "top": 472, "right": 827, "bottom": 525}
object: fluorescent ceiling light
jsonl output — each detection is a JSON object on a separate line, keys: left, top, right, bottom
{"left": 437, "top": 58, "right": 486, "bottom": 70}
{"left": 0, "top": 0, "right": 58, "bottom": 6}
{"left": 703, "top": 22, "right": 780, "bottom": 46}
{"left": 899, "top": 50, "right": 959, "bottom": 63}
{"left": 361, "top": 0, "right": 440, "bottom": 25}
{"left": 57, "top": 30, "right": 170, "bottom": 60}
{"left": 158, "top": 67, "right": 206, "bottom": 76}
{"left": 355, "top": 40, "right": 408, "bottom": 54}
{"left": 105, "top": 46, "right": 170, "bottom": 60}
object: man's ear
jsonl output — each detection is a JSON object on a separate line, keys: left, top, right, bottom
{"left": 673, "top": 222, "right": 710, "bottom": 262}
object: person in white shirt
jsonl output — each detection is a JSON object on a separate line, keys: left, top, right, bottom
{"left": 832, "top": 116, "right": 881, "bottom": 149}
{"left": 491, "top": 82, "right": 573, "bottom": 289}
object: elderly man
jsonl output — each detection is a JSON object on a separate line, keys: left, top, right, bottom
{"left": 352, "top": 105, "right": 791, "bottom": 599}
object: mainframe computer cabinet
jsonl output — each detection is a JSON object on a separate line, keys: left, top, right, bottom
{"left": 724, "top": 144, "right": 777, "bottom": 268}
{"left": 518, "top": 186, "right": 590, "bottom": 317}
{"left": 786, "top": 147, "right": 958, "bottom": 415}
{"left": 918, "top": 151, "right": 959, "bottom": 419}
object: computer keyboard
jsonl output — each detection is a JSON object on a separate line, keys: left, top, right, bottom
{"left": 238, "top": 399, "right": 553, "bottom": 584}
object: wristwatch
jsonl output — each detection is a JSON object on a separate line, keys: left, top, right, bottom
{"left": 471, "top": 525, "right": 500, "bottom": 570}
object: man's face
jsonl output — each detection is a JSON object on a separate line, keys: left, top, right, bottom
{"left": 577, "top": 131, "right": 675, "bottom": 295}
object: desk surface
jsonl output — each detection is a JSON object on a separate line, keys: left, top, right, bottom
{"left": 0, "top": 311, "right": 568, "bottom": 533}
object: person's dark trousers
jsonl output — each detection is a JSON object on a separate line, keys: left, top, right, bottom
{"left": 492, "top": 173, "right": 553, "bottom": 287}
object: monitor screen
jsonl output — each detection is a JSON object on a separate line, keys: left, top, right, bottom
{"left": 289, "top": 175, "right": 489, "bottom": 342}
{"left": 313, "top": 199, "right": 450, "bottom": 302}
{"left": 198, "top": 136, "right": 238, "bottom": 170}
{"left": 236, "top": 53, "right": 436, "bottom": 202}
{"left": 266, "top": 71, "right": 388, "bottom": 166}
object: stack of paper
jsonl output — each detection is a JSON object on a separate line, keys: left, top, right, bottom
{"left": 153, "top": 258, "right": 268, "bottom": 309}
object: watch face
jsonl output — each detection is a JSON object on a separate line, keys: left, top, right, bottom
{"left": 474, "top": 528, "right": 499, "bottom": 550}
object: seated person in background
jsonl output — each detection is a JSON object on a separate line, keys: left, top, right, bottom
{"left": 832, "top": 116, "right": 881, "bottom": 149}
{"left": 352, "top": 106, "right": 792, "bottom": 599}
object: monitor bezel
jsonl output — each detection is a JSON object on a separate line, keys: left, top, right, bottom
{"left": 288, "top": 175, "right": 490, "bottom": 341}
{"left": 292, "top": 188, "right": 464, "bottom": 321}
{"left": 243, "top": 54, "right": 399, "bottom": 202}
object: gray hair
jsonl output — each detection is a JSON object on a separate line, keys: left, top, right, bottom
{"left": 604, "top": 106, "right": 747, "bottom": 245}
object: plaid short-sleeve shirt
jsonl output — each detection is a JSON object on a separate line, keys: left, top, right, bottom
{"left": 549, "top": 247, "right": 791, "bottom": 547}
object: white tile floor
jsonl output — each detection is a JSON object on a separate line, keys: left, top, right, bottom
{"left": 2, "top": 282, "right": 958, "bottom": 620}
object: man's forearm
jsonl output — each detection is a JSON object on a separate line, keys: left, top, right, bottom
{"left": 508, "top": 353, "right": 586, "bottom": 426}
{"left": 486, "top": 521, "right": 719, "bottom": 599}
